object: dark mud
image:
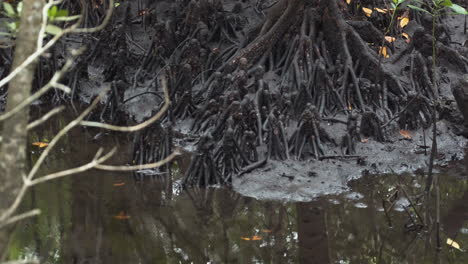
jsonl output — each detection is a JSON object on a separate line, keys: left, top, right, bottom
{"left": 2, "top": 0, "right": 468, "bottom": 193}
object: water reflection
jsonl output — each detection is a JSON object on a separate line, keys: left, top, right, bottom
{"left": 5, "top": 116, "right": 468, "bottom": 263}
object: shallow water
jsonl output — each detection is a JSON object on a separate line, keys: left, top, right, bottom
{"left": 5, "top": 113, "right": 468, "bottom": 264}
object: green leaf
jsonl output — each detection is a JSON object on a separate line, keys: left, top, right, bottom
{"left": 0, "top": 31, "right": 11, "bottom": 36}
{"left": 115, "top": 3, "right": 121, "bottom": 7}
{"left": 56, "top": 9, "right": 69, "bottom": 17}
{"left": 397, "top": 0, "right": 407, "bottom": 5}
{"left": 408, "top": 4, "right": 432, "bottom": 14}
{"left": 48, "top": 6, "right": 58, "bottom": 18}
{"left": 2, "top": 2, "right": 15, "bottom": 17}
{"left": 6, "top": 22, "right": 16, "bottom": 31}
{"left": 53, "top": 15, "right": 81, "bottom": 22}
{"left": 391, "top": 2, "right": 396, "bottom": 9}
{"left": 448, "top": 4, "right": 468, "bottom": 14}
{"left": 442, "top": 0, "right": 453, "bottom": 7}
{"left": 45, "top": 24, "right": 62, "bottom": 35}
{"left": 17, "top": 2, "right": 23, "bottom": 14}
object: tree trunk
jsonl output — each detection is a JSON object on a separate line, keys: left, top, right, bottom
{"left": 0, "top": 0, "right": 44, "bottom": 258}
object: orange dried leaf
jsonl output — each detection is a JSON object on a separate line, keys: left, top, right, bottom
{"left": 402, "top": 32, "right": 411, "bottom": 43}
{"left": 241, "top": 237, "right": 251, "bottom": 241}
{"left": 251, "top": 235, "right": 262, "bottom": 241}
{"left": 362, "top": 7, "right": 373, "bottom": 17}
{"left": 384, "top": 36, "right": 396, "bottom": 43}
{"left": 378, "top": 46, "right": 389, "bottom": 58}
{"left": 114, "top": 211, "right": 130, "bottom": 220}
{"left": 32, "top": 142, "right": 49, "bottom": 148}
{"left": 399, "top": 17, "right": 409, "bottom": 28}
{"left": 374, "top": 7, "right": 388, "bottom": 13}
{"left": 361, "top": 139, "right": 369, "bottom": 143}
{"left": 399, "top": 130, "right": 412, "bottom": 139}
{"left": 113, "top": 182, "right": 125, "bottom": 187}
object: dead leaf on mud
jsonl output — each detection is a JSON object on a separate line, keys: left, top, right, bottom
{"left": 241, "top": 237, "right": 251, "bottom": 241}
{"left": 361, "top": 139, "right": 369, "bottom": 143}
{"left": 251, "top": 235, "right": 262, "bottom": 240}
{"left": 399, "top": 17, "right": 409, "bottom": 28}
{"left": 374, "top": 8, "right": 389, "bottom": 13}
{"left": 402, "top": 32, "right": 410, "bottom": 43}
{"left": 385, "top": 36, "right": 396, "bottom": 43}
{"left": 399, "top": 130, "right": 412, "bottom": 139}
{"left": 262, "top": 229, "right": 272, "bottom": 233}
{"left": 362, "top": 7, "right": 373, "bottom": 17}
{"left": 379, "top": 46, "right": 389, "bottom": 58}
{"left": 113, "top": 182, "right": 125, "bottom": 187}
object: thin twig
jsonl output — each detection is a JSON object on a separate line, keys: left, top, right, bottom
{"left": 27, "top": 106, "right": 65, "bottom": 130}
{"left": 96, "top": 150, "right": 180, "bottom": 171}
{"left": 80, "top": 75, "right": 171, "bottom": 132}
{"left": 0, "top": 209, "right": 41, "bottom": 229}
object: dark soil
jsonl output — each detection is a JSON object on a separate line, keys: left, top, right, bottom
{"left": 1, "top": 0, "right": 468, "bottom": 196}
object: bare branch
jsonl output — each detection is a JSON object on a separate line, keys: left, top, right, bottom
{"left": 0, "top": 48, "right": 83, "bottom": 122}
{"left": 0, "top": 0, "right": 114, "bottom": 89}
{"left": 27, "top": 106, "right": 65, "bottom": 130}
{"left": 29, "top": 148, "right": 116, "bottom": 186}
{"left": 80, "top": 75, "right": 170, "bottom": 132}
{"left": 96, "top": 150, "right": 181, "bottom": 171}
{"left": 0, "top": 92, "right": 106, "bottom": 222}
{"left": 0, "top": 209, "right": 41, "bottom": 229}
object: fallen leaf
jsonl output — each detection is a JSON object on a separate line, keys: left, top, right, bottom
{"left": 32, "top": 142, "right": 49, "bottom": 148}
{"left": 251, "top": 235, "right": 262, "bottom": 241}
{"left": 346, "top": 0, "right": 351, "bottom": 4}
{"left": 113, "top": 182, "right": 125, "bottom": 187}
{"left": 361, "top": 139, "right": 369, "bottom": 143}
{"left": 399, "top": 130, "right": 412, "bottom": 139}
{"left": 384, "top": 36, "right": 396, "bottom": 43}
{"left": 114, "top": 211, "right": 130, "bottom": 220}
{"left": 378, "top": 46, "right": 389, "bottom": 58}
{"left": 362, "top": 7, "right": 373, "bottom": 17}
{"left": 399, "top": 17, "right": 409, "bottom": 28}
{"left": 447, "top": 238, "right": 463, "bottom": 251}
{"left": 402, "top": 32, "right": 410, "bottom": 43}
{"left": 374, "top": 7, "right": 388, "bottom": 13}
{"left": 241, "top": 237, "right": 251, "bottom": 241}
{"left": 262, "top": 229, "right": 272, "bottom": 233}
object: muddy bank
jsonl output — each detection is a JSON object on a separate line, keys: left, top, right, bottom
{"left": 2, "top": 0, "right": 468, "bottom": 194}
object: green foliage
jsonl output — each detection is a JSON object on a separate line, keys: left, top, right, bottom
{"left": 1, "top": 1, "right": 80, "bottom": 38}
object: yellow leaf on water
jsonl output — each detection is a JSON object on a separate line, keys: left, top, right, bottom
{"left": 362, "top": 7, "right": 373, "bottom": 17}
{"left": 399, "top": 130, "right": 412, "bottom": 139}
{"left": 251, "top": 235, "right": 262, "bottom": 241}
{"left": 241, "top": 237, "right": 251, "bottom": 241}
{"left": 114, "top": 211, "right": 130, "bottom": 220}
{"left": 399, "top": 17, "right": 409, "bottom": 28}
{"left": 447, "top": 238, "right": 463, "bottom": 251}
{"left": 384, "top": 36, "right": 396, "bottom": 43}
{"left": 32, "top": 142, "right": 49, "bottom": 148}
